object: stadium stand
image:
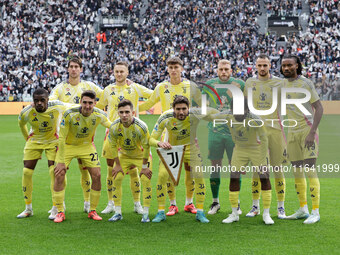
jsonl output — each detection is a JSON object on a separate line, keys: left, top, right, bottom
{"left": 0, "top": 0, "right": 339, "bottom": 101}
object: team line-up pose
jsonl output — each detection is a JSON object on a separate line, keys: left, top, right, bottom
{"left": 17, "top": 55, "right": 322, "bottom": 224}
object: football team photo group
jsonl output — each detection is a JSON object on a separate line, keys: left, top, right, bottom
{"left": 1, "top": 0, "right": 339, "bottom": 254}
{"left": 17, "top": 55, "right": 323, "bottom": 225}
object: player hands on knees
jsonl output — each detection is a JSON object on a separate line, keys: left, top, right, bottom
{"left": 53, "top": 91, "right": 111, "bottom": 223}
{"left": 106, "top": 100, "right": 152, "bottom": 223}
{"left": 17, "top": 88, "right": 68, "bottom": 220}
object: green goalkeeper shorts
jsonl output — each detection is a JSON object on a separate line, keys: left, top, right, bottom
{"left": 207, "top": 130, "right": 234, "bottom": 161}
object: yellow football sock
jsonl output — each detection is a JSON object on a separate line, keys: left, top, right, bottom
{"left": 79, "top": 164, "right": 91, "bottom": 202}
{"left": 229, "top": 191, "right": 240, "bottom": 208}
{"left": 195, "top": 177, "right": 205, "bottom": 210}
{"left": 185, "top": 170, "right": 195, "bottom": 201}
{"left": 22, "top": 167, "right": 34, "bottom": 204}
{"left": 262, "top": 190, "right": 272, "bottom": 209}
{"left": 309, "top": 177, "right": 320, "bottom": 210}
{"left": 251, "top": 176, "right": 261, "bottom": 200}
{"left": 167, "top": 180, "right": 176, "bottom": 200}
{"left": 112, "top": 172, "right": 124, "bottom": 207}
{"left": 48, "top": 165, "right": 55, "bottom": 205}
{"left": 90, "top": 189, "right": 101, "bottom": 211}
{"left": 129, "top": 168, "right": 141, "bottom": 203}
{"left": 274, "top": 177, "right": 285, "bottom": 202}
{"left": 157, "top": 164, "right": 168, "bottom": 210}
{"left": 295, "top": 178, "right": 307, "bottom": 207}
{"left": 141, "top": 174, "right": 152, "bottom": 208}
{"left": 106, "top": 166, "right": 113, "bottom": 202}
{"left": 54, "top": 190, "right": 65, "bottom": 212}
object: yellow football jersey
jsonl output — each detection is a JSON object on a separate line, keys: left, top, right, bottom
{"left": 97, "top": 82, "right": 152, "bottom": 121}
{"left": 49, "top": 80, "right": 103, "bottom": 104}
{"left": 58, "top": 107, "right": 111, "bottom": 161}
{"left": 284, "top": 76, "right": 320, "bottom": 132}
{"left": 18, "top": 100, "right": 70, "bottom": 144}
{"left": 139, "top": 79, "right": 201, "bottom": 112}
{"left": 245, "top": 75, "right": 284, "bottom": 130}
{"left": 226, "top": 113, "right": 268, "bottom": 149}
{"left": 108, "top": 117, "right": 150, "bottom": 159}
{"left": 149, "top": 108, "right": 215, "bottom": 147}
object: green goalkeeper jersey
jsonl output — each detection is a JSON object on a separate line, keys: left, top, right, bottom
{"left": 202, "top": 77, "right": 245, "bottom": 136}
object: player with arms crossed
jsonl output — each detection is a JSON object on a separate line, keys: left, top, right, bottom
{"left": 107, "top": 99, "right": 152, "bottom": 223}
{"left": 203, "top": 59, "right": 244, "bottom": 215}
{"left": 281, "top": 54, "right": 323, "bottom": 224}
{"left": 222, "top": 101, "right": 274, "bottom": 225}
{"left": 244, "top": 54, "right": 287, "bottom": 219}
{"left": 140, "top": 56, "right": 200, "bottom": 216}
{"left": 97, "top": 61, "right": 152, "bottom": 214}
{"left": 150, "top": 96, "right": 211, "bottom": 223}
{"left": 49, "top": 56, "right": 103, "bottom": 214}
{"left": 53, "top": 90, "right": 111, "bottom": 223}
{"left": 17, "top": 88, "right": 71, "bottom": 219}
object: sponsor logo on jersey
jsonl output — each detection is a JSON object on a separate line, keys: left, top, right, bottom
{"left": 32, "top": 117, "right": 38, "bottom": 121}
{"left": 171, "top": 127, "right": 178, "bottom": 130}
{"left": 73, "top": 96, "right": 80, "bottom": 104}
{"left": 81, "top": 127, "right": 88, "bottom": 133}
{"left": 66, "top": 92, "right": 71, "bottom": 96}
{"left": 179, "top": 129, "right": 187, "bottom": 135}
{"left": 164, "top": 89, "right": 170, "bottom": 93}
{"left": 259, "top": 93, "right": 267, "bottom": 101}
{"left": 124, "top": 138, "right": 131, "bottom": 145}
{"left": 74, "top": 122, "right": 79, "bottom": 126}
{"left": 41, "top": 121, "right": 49, "bottom": 127}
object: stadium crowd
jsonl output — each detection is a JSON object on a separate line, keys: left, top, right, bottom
{"left": 0, "top": 0, "right": 339, "bottom": 101}
{"left": 265, "top": 0, "right": 302, "bottom": 17}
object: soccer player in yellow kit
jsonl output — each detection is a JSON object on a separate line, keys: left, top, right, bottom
{"left": 140, "top": 57, "right": 199, "bottom": 216}
{"left": 107, "top": 99, "right": 152, "bottom": 223}
{"left": 244, "top": 54, "right": 287, "bottom": 219}
{"left": 281, "top": 55, "right": 323, "bottom": 224}
{"left": 49, "top": 56, "right": 103, "bottom": 214}
{"left": 97, "top": 61, "right": 152, "bottom": 214}
{"left": 150, "top": 96, "right": 209, "bottom": 223}
{"left": 53, "top": 90, "right": 112, "bottom": 223}
{"left": 221, "top": 102, "right": 274, "bottom": 225}
{"left": 17, "top": 88, "right": 72, "bottom": 219}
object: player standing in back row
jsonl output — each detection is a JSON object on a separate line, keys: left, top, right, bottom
{"left": 139, "top": 57, "right": 201, "bottom": 216}
{"left": 281, "top": 54, "right": 323, "bottom": 224}
{"left": 202, "top": 59, "right": 244, "bottom": 215}
{"left": 244, "top": 54, "right": 287, "bottom": 219}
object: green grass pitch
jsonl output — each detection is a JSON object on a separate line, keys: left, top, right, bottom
{"left": 0, "top": 114, "right": 339, "bottom": 254}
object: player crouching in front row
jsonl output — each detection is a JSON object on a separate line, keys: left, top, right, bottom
{"left": 53, "top": 90, "right": 112, "bottom": 223}
{"left": 150, "top": 96, "right": 211, "bottom": 223}
{"left": 107, "top": 99, "right": 152, "bottom": 223}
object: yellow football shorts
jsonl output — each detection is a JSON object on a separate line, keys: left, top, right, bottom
{"left": 23, "top": 141, "right": 58, "bottom": 161}
{"left": 287, "top": 128, "right": 319, "bottom": 162}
